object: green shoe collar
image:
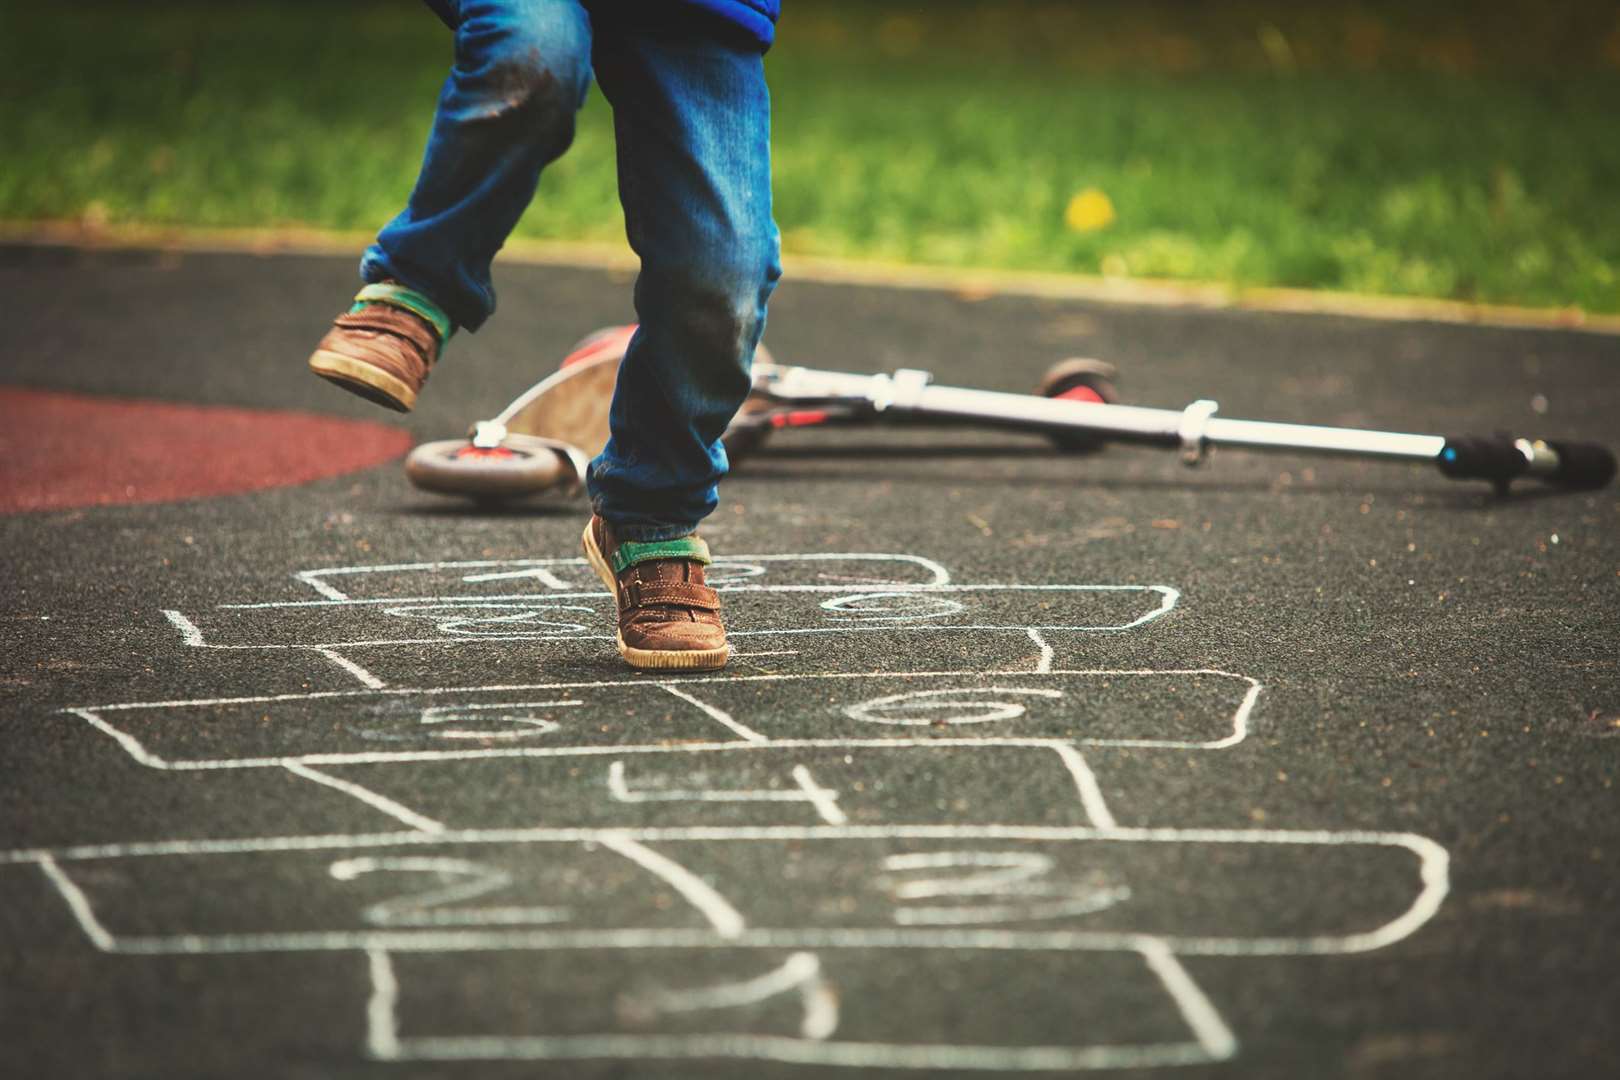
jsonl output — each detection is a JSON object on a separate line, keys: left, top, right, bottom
{"left": 611, "top": 536, "right": 712, "bottom": 574}
{"left": 353, "top": 282, "right": 454, "bottom": 343}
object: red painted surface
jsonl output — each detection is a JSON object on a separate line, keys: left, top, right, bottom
{"left": 770, "top": 409, "right": 832, "bottom": 428}
{"left": 0, "top": 387, "right": 413, "bottom": 513}
{"left": 560, "top": 324, "right": 636, "bottom": 368}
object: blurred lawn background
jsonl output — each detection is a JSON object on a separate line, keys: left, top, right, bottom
{"left": 3, "top": 0, "right": 1619, "bottom": 312}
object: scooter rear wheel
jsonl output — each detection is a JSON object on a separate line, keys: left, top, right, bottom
{"left": 404, "top": 438, "right": 576, "bottom": 501}
{"left": 1037, "top": 358, "right": 1120, "bottom": 453}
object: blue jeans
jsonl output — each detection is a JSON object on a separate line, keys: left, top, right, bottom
{"left": 362, "top": 0, "right": 782, "bottom": 540}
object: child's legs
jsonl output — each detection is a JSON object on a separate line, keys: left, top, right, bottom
{"left": 584, "top": 23, "right": 781, "bottom": 541}
{"left": 361, "top": 0, "right": 593, "bottom": 331}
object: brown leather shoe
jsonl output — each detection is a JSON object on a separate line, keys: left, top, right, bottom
{"left": 308, "top": 282, "right": 450, "bottom": 412}
{"left": 582, "top": 515, "right": 729, "bottom": 671}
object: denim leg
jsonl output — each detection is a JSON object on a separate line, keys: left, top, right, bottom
{"left": 360, "top": 0, "right": 594, "bottom": 331}
{"left": 584, "top": 25, "right": 781, "bottom": 541}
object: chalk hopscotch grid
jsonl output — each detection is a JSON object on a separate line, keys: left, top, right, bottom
{"left": 16, "top": 823, "right": 1448, "bottom": 956}
{"left": 161, "top": 553, "right": 1177, "bottom": 691}
{"left": 17, "top": 816, "right": 1440, "bottom": 1063}
{"left": 13, "top": 553, "right": 1450, "bottom": 1071}
{"left": 363, "top": 937, "right": 1236, "bottom": 1069}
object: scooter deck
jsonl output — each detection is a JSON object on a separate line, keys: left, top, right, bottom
{"left": 494, "top": 325, "right": 641, "bottom": 456}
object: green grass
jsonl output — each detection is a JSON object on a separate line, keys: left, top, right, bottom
{"left": 5, "top": 1, "right": 1620, "bottom": 311}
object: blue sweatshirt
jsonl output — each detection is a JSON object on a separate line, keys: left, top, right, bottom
{"left": 420, "top": 1, "right": 781, "bottom": 51}
{"left": 676, "top": 0, "right": 780, "bottom": 49}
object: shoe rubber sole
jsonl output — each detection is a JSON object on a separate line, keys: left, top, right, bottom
{"left": 309, "top": 349, "right": 416, "bottom": 413}
{"left": 581, "top": 519, "right": 730, "bottom": 672}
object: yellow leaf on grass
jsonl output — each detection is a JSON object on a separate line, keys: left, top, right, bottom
{"left": 1065, "top": 188, "right": 1116, "bottom": 232}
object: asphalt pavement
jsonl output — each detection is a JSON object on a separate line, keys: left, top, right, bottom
{"left": 1, "top": 242, "right": 1617, "bottom": 1079}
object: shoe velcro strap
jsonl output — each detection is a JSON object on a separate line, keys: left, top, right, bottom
{"left": 611, "top": 536, "right": 711, "bottom": 574}
{"left": 353, "top": 282, "right": 454, "bottom": 343}
{"left": 621, "top": 581, "right": 721, "bottom": 611}
{"left": 333, "top": 307, "right": 438, "bottom": 343}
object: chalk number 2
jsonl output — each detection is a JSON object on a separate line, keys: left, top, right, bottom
{"left": 328, "top": 856, "right": 571, "bottom": 927}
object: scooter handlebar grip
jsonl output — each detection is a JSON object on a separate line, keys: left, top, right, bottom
{"left": 1436, "top": 435, "right": 1526, "bottom": 486}
{"left": 1546, "top": 439, "right": 1618, "bottom": 489}
{"left": 1438, "top": 434, "right": 1617, "bottom": 490}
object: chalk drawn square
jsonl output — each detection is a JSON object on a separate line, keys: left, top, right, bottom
{"left": 68, "top": 670, "right": 1257, "bottom": 772}
{"left": 686, "top": 671, "right": 1259, "bottom": 748}
{"left": 41, "top": 831, "right": 1439, "bottom": 956}
{"left": 70, "top": 683, "right": 751, "bottom": 768}
{"left": 293, "top": 554, "right": 954, "bottom": 602}
{"left": 44, "top": 842, "right": 718, "bottom": 944}
{"left": 643, "top": 835, "right": 1435, "bottom": 946}
{"left": 380, "top": 946, "right": 1203, "bottom": 1069}
{"left": 317, "top": 744, "right": 1101, "bottom": 831}
{"left": 168, "top": 584, "right": 1173, "bottom": 650}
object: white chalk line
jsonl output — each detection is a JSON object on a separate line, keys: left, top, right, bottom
{"left": 1078, "top": 674, "right": 1262, "bottom": 751}
{"left": 389, "top": 1033, "right": 1214, "bottom": 1071}
{"left": 169, "top": 584, "right": 1179, "bottom": 655}
{"left": 463, "top": 566, "right": 573, "bottom": 589}
{"left": 24, "top": 917, "right": 1430, "bottom": 961}
{"left": 638, "top": 951, "right": 821, "bottom": 1013}
{"left": 329, "top": 856, "right": 569, "bottom": 927}
{"left": 1136, "top": 937, "right": 1238, "bottom": 1060}
{"left": 373, "top": 952, "right": 842, "bottom": 1058}
{"left": 1051, "top": 744, "right": 1118, "bottom": 829}
{"left": 366, "top": 948, "right": 401, "bottom": 1059}
{"left": 65, "top": 708, "right": 168, "bottom": 769}
{"left": 159, "top": 621, "right": 1178, "bottom": 651}
{"left": 222, "top": 582, "right": 1170, "bottom": 610}
{"left": 1206, "top": 678, "right": 1261, "bottom": 752}
{"left": 9, "top": 822, "right": 1443, "bottom": 864}
{"left": 20, "top": 824, "right": 1448, "bottom": 957}
{"left": 791, "top": 766, "right": 848, "bottom": 826}
{"left": 595, "top": 833, "right": 745, "bottom": 939}
{"left": 419, "top": 700, "right": 577, "bottom": 741}
{"left": 883, "top": 850, "right": 1059, "bottom": 897}
{"left": 1024, "top": 628, "right": 1053, "bottom": 674}
{"left": 631, "top": 951, "right": 837, "bottom": 1040}
{"left": 606, "top": 759, "right": 802, "bottom": 804}
{"left": 63, "top": 730, "right": 1240, "bottom": 776}
{"left": 35, "top": 855, "right": 115, "bottom": 951}
{"left": 59, "top": 670, "right": 1250, "bottom": 780}
{"left": 314, "top": 648, "right": 388, "bottom": 690}
{"left": 161, "top": 609, "right": 204, "bottom": 646}
{"left": 881, "top": 850, "right": 1130, "bottom": 926}
{"left": 50, "top": 732, "right": 1112, "bottom": 774}
{"left": 297, "top": 571, "right": 351, "bottom": 602}
{"left": 844, "top": 686, "right": 1064, "bottom": 727}
{"left": 37, "top": 919, "right": 1437, "bottom": 961}
{"left": 608, "top": 761, "right": 846, "bottom": 826}
{"left": 892, "top": 892, "right": 1132, "bottom": 927}
{"left": 282, "top": 763, "right": 446, "bottom": 833}
{"left": 297, "top": 553, "right": 954, "bottom": 602}
{"left": 64, "top": 669, "right": 1258, "bottom": 770}
{"left": 802, "top": 976, "right": 841, "bottom": 1042}
{"left": 656, "top": 683, "right": 768, "bottom": 744}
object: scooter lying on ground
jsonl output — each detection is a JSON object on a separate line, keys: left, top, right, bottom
{"left": 404, "top": 324, "right": 1616, "bottom": 502}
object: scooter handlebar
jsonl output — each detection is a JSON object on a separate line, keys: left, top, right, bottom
{"left": 1438, "top": 434, "right": 1616, "bottom": 491}
{"left": 1547, "top": 439, "right": 1619, "bottom": 489}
